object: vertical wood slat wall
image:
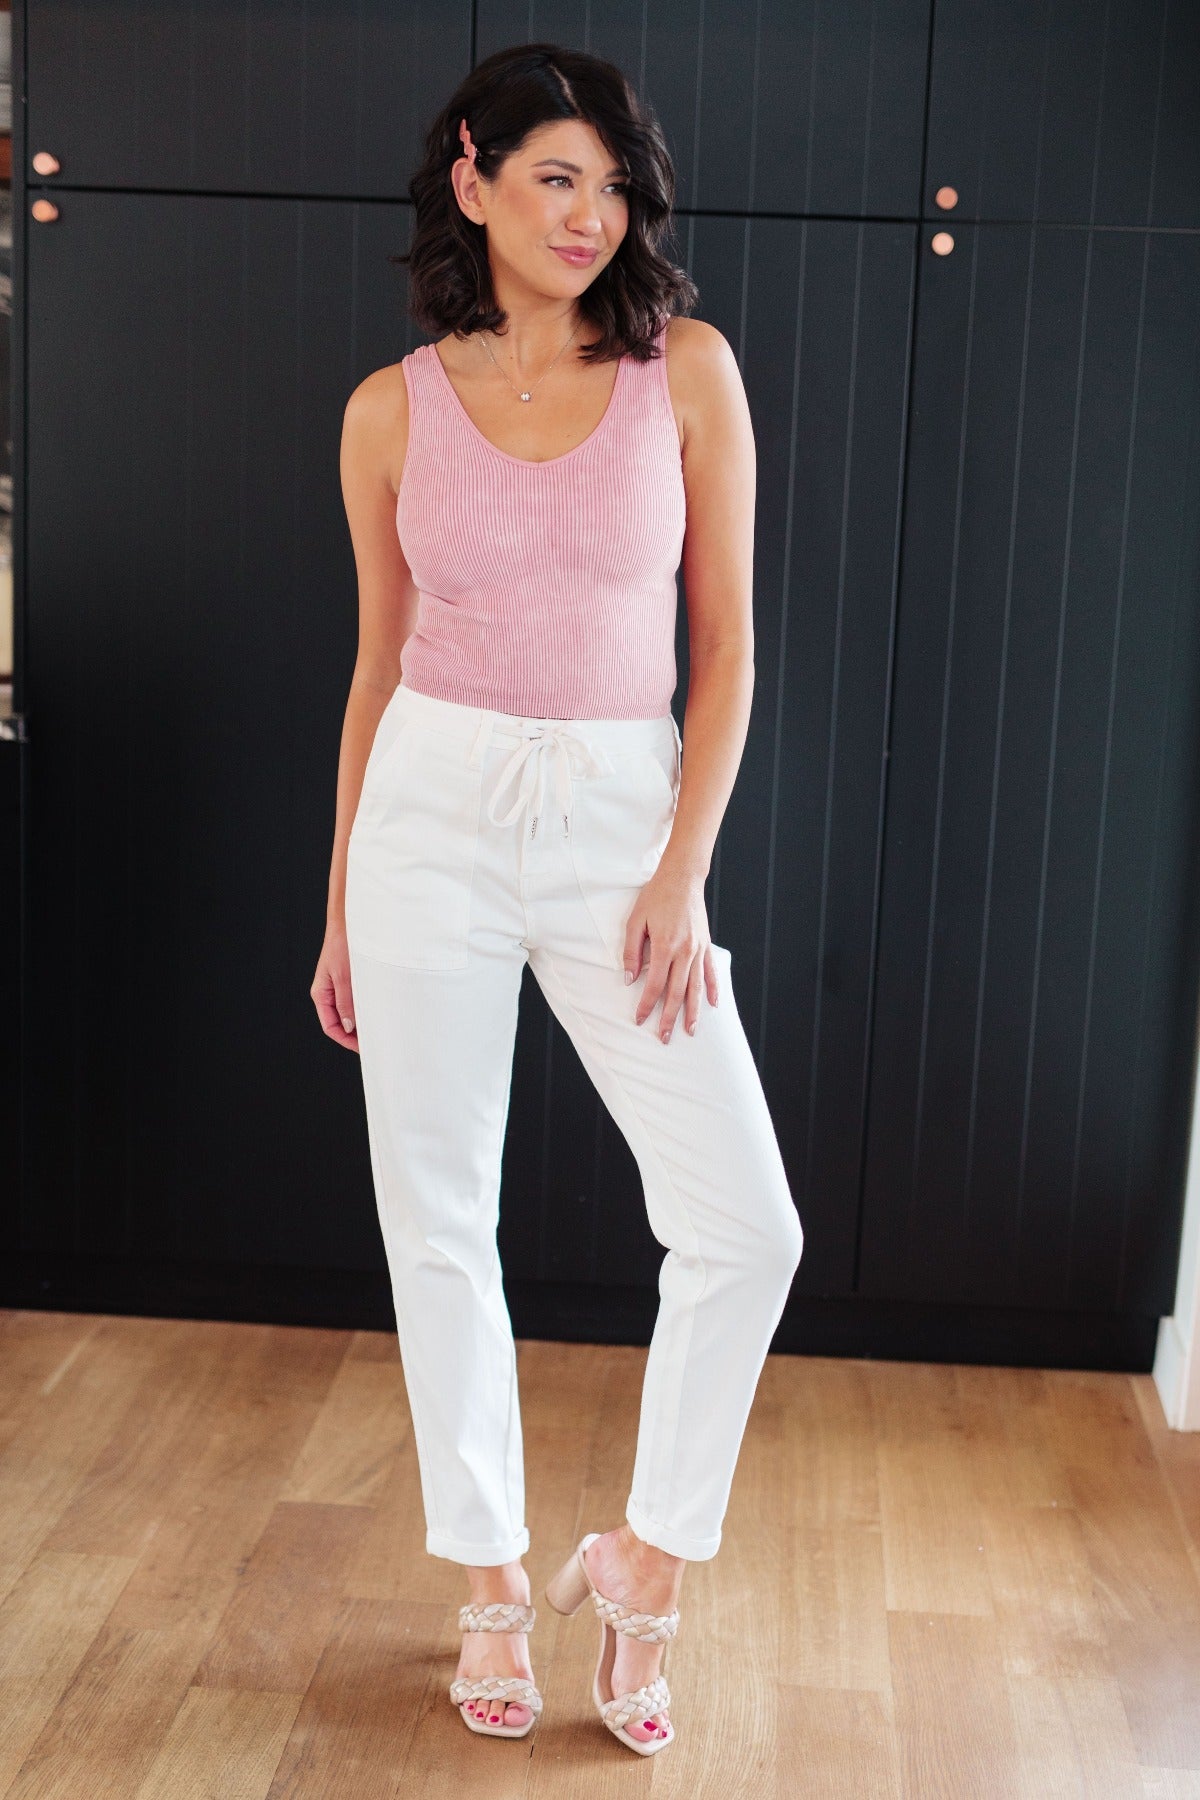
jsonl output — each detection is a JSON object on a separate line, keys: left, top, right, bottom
{"left": 6, "top": 0, "right": 1200, "bottom": 1369}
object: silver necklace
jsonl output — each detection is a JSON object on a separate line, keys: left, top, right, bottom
{"left": 478, "top": 320, "right": 584, "bottom": 402}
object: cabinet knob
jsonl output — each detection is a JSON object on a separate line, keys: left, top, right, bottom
{"left": 31, "top": 152, "right": 61, "bottom": 176}
{"left": 31, "top": 199, "right": 59, "bottom": 223}
{"left": 934, "top": 185, "right": 959, "bottom": 210}
{"left": 931, "top": 231, "right": 955, "bottom": 256}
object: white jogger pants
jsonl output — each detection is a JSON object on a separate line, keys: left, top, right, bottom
{"left": 344, "top": 680, "right": 804, "bottom": 1565}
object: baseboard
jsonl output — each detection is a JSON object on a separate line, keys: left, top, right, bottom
{"left": 0, "top": 1253, "right": 1161, "bottom": 1372}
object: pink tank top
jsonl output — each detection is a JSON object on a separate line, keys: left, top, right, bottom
{"left": 395, "top": 318, "right": 686, "bottom": 720}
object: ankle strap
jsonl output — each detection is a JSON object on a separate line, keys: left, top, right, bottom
{"left": 459, "top": 1601, "right": 536, "bottom": 1634}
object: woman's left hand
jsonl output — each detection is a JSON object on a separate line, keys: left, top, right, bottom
{"left": 623, "top": 864, "right": 721, "bottom": 1043}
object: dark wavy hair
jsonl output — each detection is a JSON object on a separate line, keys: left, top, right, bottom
{"left": 393, "top": 43, "right": 699, "bottom": 365}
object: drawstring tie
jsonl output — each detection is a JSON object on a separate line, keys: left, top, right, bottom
{"left": 480, "top": 721, "right": 615, "bottom": 839}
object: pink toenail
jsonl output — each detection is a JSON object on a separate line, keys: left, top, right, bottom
{"left": 489, "top": 1714, "right": 499, "bottom": 1722}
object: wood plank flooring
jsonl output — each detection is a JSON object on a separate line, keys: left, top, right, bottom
{"left": 0, "top": 1310, "right": 1197, "bottom": 1797}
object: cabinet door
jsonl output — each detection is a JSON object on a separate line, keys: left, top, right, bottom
{"left": 22, "top": 189, "right": 420, "bottom": 1272}
{"left": 477, "top": 0, "right": 930, "bottom": 218}
{"left": 926, "top": 0, "right": 1200, "bottom": 227}
{"left": 860, "top": 222, "right": 1200, "bottom": 1312}
{"left": 26, "top": 0, "right": 470, "bottom": 194}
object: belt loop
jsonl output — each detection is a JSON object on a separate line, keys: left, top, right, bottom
{"left": 467, "top": 713, "right": 495, "bottom": 768}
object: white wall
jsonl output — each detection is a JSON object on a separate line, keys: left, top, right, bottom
{"left": 1154, "top": 995, "right": 1200, "bottom": 1429}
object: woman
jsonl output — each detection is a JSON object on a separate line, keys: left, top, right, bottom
{"left": 311, "top": 42, "right": 804, "bottom": 1756}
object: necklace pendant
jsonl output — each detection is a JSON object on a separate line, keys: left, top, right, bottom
{"left": 519, "top": 391, "right": 532, "bottom": 402}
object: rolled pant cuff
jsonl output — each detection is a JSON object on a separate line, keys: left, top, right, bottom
{"left": 625, "top": 1498, "right": 721, "bottom": 1561}
{"left": 425, "top": 1525, "right": 531, "bottom": 1565}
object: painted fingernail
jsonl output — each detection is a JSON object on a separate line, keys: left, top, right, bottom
{"left": 342, "top": 1017, "right": 354, "bottom": 1031}
{"left": 624, "top": 969, "right": 633, "bottom": 984}
{"left": 661, "top": 1030, "right": 671, "bottom": 1044}
{"left": 687, "top": 1021, "right": 696, "bottom": 1034}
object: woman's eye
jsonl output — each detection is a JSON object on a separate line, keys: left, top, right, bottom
{"left": 542, "top": 176, "right": 629, "bottom": 195}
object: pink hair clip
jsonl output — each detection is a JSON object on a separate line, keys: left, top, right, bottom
{"left": 458, "top": 117, "right": 477, "bottom": 166}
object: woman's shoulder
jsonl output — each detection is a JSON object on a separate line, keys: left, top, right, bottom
{"left": 343, "top": 359, "right": 412, "bottom": 498}
{"left": 661, "top": 314, "right": 734, "bottom": 372}
{"left": 659, "top": 317, "right": 738, "bottom": 454}
{"left": 344, "top": 357, "right": 411, "bottom": 427}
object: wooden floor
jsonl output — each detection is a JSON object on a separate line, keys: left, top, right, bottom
{"left": 0, "top": 1312, "right": 1198, "bottom": 1798}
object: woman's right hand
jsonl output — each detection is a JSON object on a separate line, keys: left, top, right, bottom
{"left": 311, "top": 919, "right": 359, "bottom": 1052}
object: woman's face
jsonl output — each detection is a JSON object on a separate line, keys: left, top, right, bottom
{"left": 457, "top": 118, "right": 631, "bottom": 302}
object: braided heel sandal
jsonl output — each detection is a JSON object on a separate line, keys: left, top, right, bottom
{"left": 544, "top": 1532, "right": 678, "bottom": 1756}
{"left": 448, "top": 1600, "right": 543, "bottom": 1739}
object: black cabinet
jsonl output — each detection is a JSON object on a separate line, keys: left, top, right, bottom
{"left": 25, "top": 1, "right": 471, "bottom": 197}
{"left": 861, "top": 222, "right": 1200, "bottom": 1316}
{"left": 22, "top": 190, "right": 415, "bottom": 1276}
{"left": 683, "top": 216, "right": 917, "bottom": 1300}
{"left": 11, "top": 0, "right": 1200, "bottom": 1367}
{"left": 926, "top": 0, "right": 1200, "bottom": 228}
{"left": 478, "top": 0, "right": 930, "bottom": 217}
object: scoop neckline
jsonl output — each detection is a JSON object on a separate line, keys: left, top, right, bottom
{"left": 426, "top": 336, "right": 628, "bottom": 469}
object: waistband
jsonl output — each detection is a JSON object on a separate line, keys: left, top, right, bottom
{"left": 392, "top": 679, "right": 680, "bottom": 751}
{"left": 391, "top": 681, "right": 681, "bottom": 840}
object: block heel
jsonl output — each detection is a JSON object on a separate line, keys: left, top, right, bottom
{"left": 544, "top": 1530, "right": 600, "bottom": 1616}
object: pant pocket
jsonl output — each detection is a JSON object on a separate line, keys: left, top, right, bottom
{"left": 567, "top": 737, "right": 682, "bottom": 969}
{"left": 346, "top": 727, "right": 483, "bottom": 971}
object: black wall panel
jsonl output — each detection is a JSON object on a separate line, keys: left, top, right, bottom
{"left": 30, "top": 0, "right": 935, "bottom": 217}
{"left": 677, "top": 216, "right": 915, "bottom": 1298}
{"left": 927, "top": 0, "right": 1200, "bottom": 227}
{"left": 477, "top": 0, "right": 930, "bottom": 218}
{"left": 26, "top": 0, "right": 471, "bottom": 196}
{"left": 22, "top": 191, "right": 415, "bottom": 1270}
{"left": 861, "top": 223, "right": 1200, "bottom": 1313}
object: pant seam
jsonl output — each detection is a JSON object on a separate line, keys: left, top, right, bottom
{"left": 532, "top": 949, "right": 709, "bottom": 1544}
{"left": 491, "top": 1008, "right": 523, "bottom": 1550}
{"left": 360, "top": 1088, "right": 447, "bottom": 1541}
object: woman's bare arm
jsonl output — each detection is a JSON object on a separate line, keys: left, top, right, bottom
{"left": 624, "top": 315, "right": 757, "bottom": 1043}
{"left": 659, "top": 315, "right": 757, "bottom": 886}
{"left": 326, "top": 365, "right": 416, "bottom": 929}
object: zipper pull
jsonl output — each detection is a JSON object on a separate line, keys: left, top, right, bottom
{"left": 563, "top": 812, "right": 570, "bottom": 837}
{"left": 530, "top": 813, "right": 539, "bottom": 839}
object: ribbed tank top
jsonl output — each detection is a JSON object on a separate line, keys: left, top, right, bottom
{"left": 395, "top": 317, "right": 686, "bottom": 720}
